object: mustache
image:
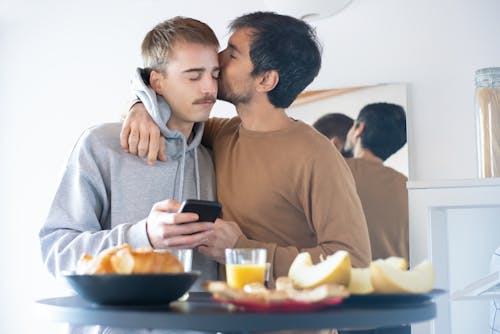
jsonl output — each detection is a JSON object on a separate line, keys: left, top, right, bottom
{"left": 193, "top": 96, "right": 216, "bottom": 105}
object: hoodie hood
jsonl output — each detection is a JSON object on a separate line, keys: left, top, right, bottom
{"left": 131, "top": 68, "right": 205, "bottom": 201}
{"left": 131, "top": 68, "right": 205, "bottom": 161}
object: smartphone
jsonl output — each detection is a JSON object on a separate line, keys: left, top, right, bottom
{"left": 178, "top": 199, "right": 222, "bottom": 222}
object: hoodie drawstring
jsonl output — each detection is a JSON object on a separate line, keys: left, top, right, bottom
{"left": 178, "top": 141, "right": 186, "bottom": 201}
{"left": 177, "top": 141, "right": 201, "bottom": 201}
{"left": 194, "top": 147, "right": 200, "bottom": 200}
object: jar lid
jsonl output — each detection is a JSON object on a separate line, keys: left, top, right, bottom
{"left": 475, "top": 67, "right": 500, "bottom": 87}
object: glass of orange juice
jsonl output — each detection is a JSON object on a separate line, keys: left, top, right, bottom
{"left": 225, "top": 248, "right": 267, "bottom": 290}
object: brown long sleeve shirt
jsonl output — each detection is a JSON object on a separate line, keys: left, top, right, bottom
{"left": 203, "top": 117, "right": 371, "bottom": 284}
{"left": 346, "top": 158, "right": 409, "bottom": 261}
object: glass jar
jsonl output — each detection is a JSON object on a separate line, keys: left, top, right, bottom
{"left": 475, "top": 67, "right": 500, "bottom": 177}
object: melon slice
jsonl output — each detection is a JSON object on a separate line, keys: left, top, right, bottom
{"left": 288, "top": 251, "right": 351, "bottom": 289}
{"left": 348, "top": 268, "right": 373, "bottom": 294}
{"left": 370, "top": 260, "right": 434, "bottom": 294}
{"left": 377, "top": 257, "right": 408, "bottom": 270}
{"left": 349, "top": 257, "right": 408, "bottom": 294}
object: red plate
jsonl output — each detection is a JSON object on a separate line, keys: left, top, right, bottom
{"left": 213, "top": 296, "right": 343, "bottom": 312}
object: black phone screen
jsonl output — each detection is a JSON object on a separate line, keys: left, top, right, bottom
{"left": 178, "top": 199, "right": 222, "bottom": 222}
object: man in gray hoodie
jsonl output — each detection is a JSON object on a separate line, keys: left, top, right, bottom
{"left": 39, "top": 17, "right": 221, "bottom": 290}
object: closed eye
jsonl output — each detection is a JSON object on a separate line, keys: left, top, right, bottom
{"left": 212, "top": 69, "right": 220, "bottom": 80}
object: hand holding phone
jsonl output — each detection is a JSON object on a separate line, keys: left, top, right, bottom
{"left": 178, "top": 199, "right": 222, "bottom": 222}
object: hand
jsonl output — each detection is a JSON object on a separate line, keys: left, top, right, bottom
{"left": 120, "top": 102, "right": 166, "bottom": 165}
{"left": 146, "top": 199, "right": 214, "bottom": 249}
{"left": 198, "top": 218, "right": 244, "bottom": 264}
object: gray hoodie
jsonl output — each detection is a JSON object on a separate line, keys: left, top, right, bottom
{"left": 39, "top": 68, "right": 217, "bottom": 289}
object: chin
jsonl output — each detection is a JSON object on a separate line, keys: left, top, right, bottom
{"left": 193, "top": 111, "right": 211, "bottom": 122}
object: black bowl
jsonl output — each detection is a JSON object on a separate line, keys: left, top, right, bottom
{"left": 63, "top": 271, "right": 200, "bottom": 305}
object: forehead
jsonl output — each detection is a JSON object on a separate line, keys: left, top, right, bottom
{"left": 227, "top": 28, "right": 254, "bottom": 54}
{"left": 167, "top": 41, "right": 218, "bottom": 66}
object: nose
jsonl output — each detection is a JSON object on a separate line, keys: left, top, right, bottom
{"left": 201, "top": 74, "right": 217, "bottom": 96}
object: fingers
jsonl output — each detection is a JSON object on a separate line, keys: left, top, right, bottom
{"left": 137, "top": 128, "right": 150, "bottom": 158}
{"left": 157, "top": 228, "right": 213, "bottom": 249}
{"left": 158, "top": 140, "right": 167, "bottom": 162}
{"left": 152, "top": 199, "right": 211, "bottom": 224}
{"left": 152, "top": 199, "right": 183, "bottom": 215}
{"left": 128, "top": 127, "right": 139, "bottom": 155}
{"left": 120, "top": 122, "right": 131, "bottom": 152}
{"left": 155, "top": 221, "right": 213, "bottom": 236}
{"left": 120, "top": 102, "right": 165, "bottom": 162}
{"left": 155, "top": 212, "right": 200, "bottom": 225}
{"left": 147, "top": 128, "right": 161, "bottom": 165}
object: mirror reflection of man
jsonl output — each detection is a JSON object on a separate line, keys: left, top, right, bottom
{"left": 342, "top": 103, "right": 408, "bottom": 261}
{"left": 313, "top": 113, "right": 354, "bottom": 158}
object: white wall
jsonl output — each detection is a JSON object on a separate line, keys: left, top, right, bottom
{"left": 1, "top": 0, "right": 500, "bottom": 332}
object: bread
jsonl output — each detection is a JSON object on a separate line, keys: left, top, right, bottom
{"left": 203, "top": 279, "right": 348, "bottom": 303}
{"left": 76, "top": 244, "right": 184, "bottom": 274}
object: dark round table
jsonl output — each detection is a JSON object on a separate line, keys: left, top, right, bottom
{"left": 36, "top": 292, "right": 437, "bottom": 332}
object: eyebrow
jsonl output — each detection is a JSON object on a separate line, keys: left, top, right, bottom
{"left": 182, "top": 67, "right": 220, "bottom": 74}
{"left": 228, "top": 43, "right": 242, "bottom": 55}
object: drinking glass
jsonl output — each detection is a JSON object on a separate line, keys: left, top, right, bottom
{"left": 225, "top": 248, "right": 267, "bottom": 290}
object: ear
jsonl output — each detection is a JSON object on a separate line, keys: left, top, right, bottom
{"left": 149, "top": 70, "right": 164, "bottom": 94}
{"left": 331, "top": 137, "right": 343, "bottom": 151}
{"left": 354, "top": 121, "right": 365, "bottom": 139}
{"left": 256, "top": 70, "right": 279, "bottom": 93}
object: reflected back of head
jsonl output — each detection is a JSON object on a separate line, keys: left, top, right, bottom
{"left": 356, "top": 102, "right": 407, "bottom": 161}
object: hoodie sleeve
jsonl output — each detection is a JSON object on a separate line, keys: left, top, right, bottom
{"left": 39, "top": 129, "right": 151, "bottom": 276}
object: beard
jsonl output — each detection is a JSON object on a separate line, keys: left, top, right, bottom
{"left": 217, "top": 77, "right": 253, "bottom": 106}
{"left": 342, "top": 138, "right": 354, "bottom": 158}
{"left": 341, "top": 148, "right": 353, "bottom": 158}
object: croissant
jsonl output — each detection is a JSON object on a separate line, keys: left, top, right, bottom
{"left": 76, "top": 244, "right": 184, "bottom": 274}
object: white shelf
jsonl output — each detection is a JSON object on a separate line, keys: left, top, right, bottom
{"left": 408, "top": 177, "right": 500, "bottom": 190}
{"left": 408, "top": 179, "right": 500, "bottom": 334}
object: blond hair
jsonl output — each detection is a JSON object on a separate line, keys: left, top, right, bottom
{"left": 141, "top": 16, "right": 219, "bottom": 73}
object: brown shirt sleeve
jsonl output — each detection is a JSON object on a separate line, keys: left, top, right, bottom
{"left": 234, "top": 144, "right": 372, "bottom": 283}
{"left": 202, "top": 117, "right": 234, "bottom": 149}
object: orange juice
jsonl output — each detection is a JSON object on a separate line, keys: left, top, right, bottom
{"left": 226, "top": 264, "right": 266, "bottom": 289}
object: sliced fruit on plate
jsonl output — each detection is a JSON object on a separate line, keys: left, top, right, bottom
{"left": 377, "top": 256, "right": 408, "bottom": 270}
{"left": 288, "top": 250, "right": 351, "bottom": 289}
{"left": 348, "top": 268, "right": 373, "bottom": 294}
{"left": 348, "top": 257, "right": 409, "bottom": 294}
{"left": 370, "top": 260, "right": 435, "bottom": 294}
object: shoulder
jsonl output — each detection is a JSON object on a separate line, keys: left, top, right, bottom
{"left": 72, "top": 122, "right": 123, "bottom": 162}
{"left": 206, "top": 116, "right": 241, "bottom": 132}
{"left": 288, "top": 122, "right": 353, "bottom": 179}
{"left": 291, "top": 121, "right": 342, "bottom": 158}
{"left": 292, "top": 120, "right": 331, "bottom": 144}
{"left": 80, "top": 122, "right": 121, "bottom": 143}
{"left": 78, "top": 122, "right": 121, "bottom": 144}
{"left": 346, "top": 158, "right": 408, "bottom": 183}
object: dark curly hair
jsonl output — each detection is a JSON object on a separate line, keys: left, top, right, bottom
{"left": 356, "top": 103, "right": 407, "bottom": 161}
{"left": 229, "top": 12, "right": 322, "bottom": 108}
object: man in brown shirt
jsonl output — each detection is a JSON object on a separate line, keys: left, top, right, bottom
{"left": 121, "top": 12, "right": 371, "bottom": 284}
{"left": 342, "top": 103, "right": 409, "bottom": 261}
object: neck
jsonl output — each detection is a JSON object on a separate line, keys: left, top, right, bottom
{"left": 354, "top": 146, "right": 384, "bottom": 164}
{"left": 236, "top": 97, "right": 293, "bottom": 131}
{"left": 166, "top": 118, "right": 195, "bottom": 139}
